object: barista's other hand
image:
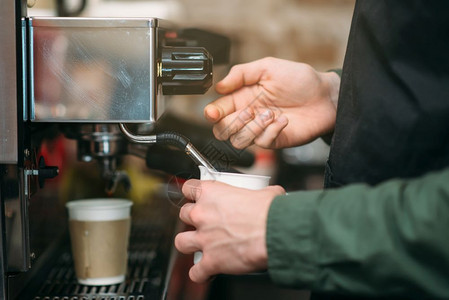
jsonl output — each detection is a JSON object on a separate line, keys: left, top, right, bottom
{"left": 205, "top": 57, "right": 340, "bottom": 149}
{"left": 174, "top": 179, "right": 285, "bottom": 283}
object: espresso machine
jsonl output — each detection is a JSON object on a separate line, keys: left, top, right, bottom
{"left": 0, "top": 0, "right": 231, "bottom": 298}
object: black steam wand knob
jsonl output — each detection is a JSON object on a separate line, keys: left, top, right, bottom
{"left": 158, "top": 46, "right": 213, "bottom": 95}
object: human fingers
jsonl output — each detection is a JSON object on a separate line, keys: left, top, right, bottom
{"left": 253, "top": 115, "right": 289, "bottom": 149}
{"left": 212, "top": 107, "right": 254, "bottom": 141}
{"left": 229, "top": 109, "right": 275, "bottom": 149}
{"left": 215, "top": 59, "right": 268, "bottom": 95}
{"left": 174, "top": 231, "right": 201, "bottom": 254}
{"left": 181, "top": 179, "right": 202, "bottom": 202}
{"left": 189, "top": 256, "right": 215, "bottom": 283}
{"left": 179, "top": 202, "right": 195, "bottom": 226}
{"left": 204, "top": 94, "right": 237, "bottom": 124}
{"left": 205, "top": 85, "right": 257, "bottom": 123}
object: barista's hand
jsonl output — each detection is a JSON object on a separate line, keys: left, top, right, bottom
{"left": 205, "top": 57, "right": 340, "bottom": 149}
{"left": 174, "top": 179, "right": 285, "bottom": 283}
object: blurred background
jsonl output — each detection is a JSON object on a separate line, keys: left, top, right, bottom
{"left": 28, "top": 0, "right": 355, "bottom": 299}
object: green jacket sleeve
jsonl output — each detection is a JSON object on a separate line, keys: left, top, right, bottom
{"left": 267, "top": 166, "right": 449, "bottom": 298}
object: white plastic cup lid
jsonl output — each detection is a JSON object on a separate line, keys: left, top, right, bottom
{"left": 66, "top": 199, "right": 133, "bottom": 221}
{"left": 199, "top": 166, "right": 270, "bottom": 190}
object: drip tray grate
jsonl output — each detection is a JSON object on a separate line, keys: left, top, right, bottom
{"left": 33, "top": 250, "right": 160, "bottom": 300}
{"left": 26, "top": 204, "right": 176, "bottom": 300}
{"left": 32, "top": 221, "right": 167, "bottom": 300}
{"left": 34, "top": 296, "right": 145, "bottom": 300}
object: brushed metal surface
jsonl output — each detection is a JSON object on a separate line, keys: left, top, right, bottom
{"left": 0, "top": 0, "right": 18, "bottom": 163}
{"left": 29, "top": 16, "right": 160, "bottom": 28}
{"left": 29, "top": 17, "right": 160, "bottom": 123}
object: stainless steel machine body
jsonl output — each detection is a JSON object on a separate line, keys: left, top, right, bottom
{"left": 29, "top": 17, "right": 164, "bottom": 123}
{"left": 0, "top": 0, "right": 19, "bottom": 165}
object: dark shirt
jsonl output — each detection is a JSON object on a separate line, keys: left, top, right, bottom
{"left": 326, "top": 0, "right": 449, "bottom": 188}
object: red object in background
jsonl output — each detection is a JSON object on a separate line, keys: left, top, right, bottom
{"left": 165, "top": 31, "right": 178, "bottom": 39}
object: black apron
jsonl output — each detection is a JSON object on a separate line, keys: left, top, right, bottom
{"left": 326, "top": 0, "right": 449, "bottom": 188}
{"left": 318, "top": 0, "right": 449, "bottom": 298}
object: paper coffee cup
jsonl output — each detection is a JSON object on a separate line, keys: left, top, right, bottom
{"left": 198, "top": 166, "right": 271, "bottom": 189}
{"left": 66, "top": 199, "right": 133, "bottom": 285}
{"left": 194, "top": 166, "right": 270, "bottom": 264}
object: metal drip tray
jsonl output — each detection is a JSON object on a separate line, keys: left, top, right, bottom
{"left": 25, "top": 211, "right": 177, "bottom": 300}
{"left": 33, "top": 250, "right": 159, "bottom": 300}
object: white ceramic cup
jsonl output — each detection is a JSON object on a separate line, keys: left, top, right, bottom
{"left": 66, "top": 199, "right": 133, "bottom": 285}
{"left": 194, "top": 166, "right": 270, "bottom": 264}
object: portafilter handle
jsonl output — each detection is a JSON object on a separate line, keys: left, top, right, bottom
{"left": 119, "top": 124, "right": 217, "bottom": 173}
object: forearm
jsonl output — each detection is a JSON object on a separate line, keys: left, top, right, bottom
{"left": 267, "top": 167, "right": 449, "bottom": 298}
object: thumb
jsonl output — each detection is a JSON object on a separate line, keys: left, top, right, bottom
{"left": 189, "top": 260, "right": 212, "bottom": 283}
{"left": 216, "top": 59, "right": 267, "bottom": 95}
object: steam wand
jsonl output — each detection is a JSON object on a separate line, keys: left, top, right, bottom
{"left": 119, "top": 124, "right": 217, "bottom": 173}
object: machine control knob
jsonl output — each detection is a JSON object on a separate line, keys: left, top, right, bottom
{"left": 159, "top": 46, "right": 213, "bottom": 95}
